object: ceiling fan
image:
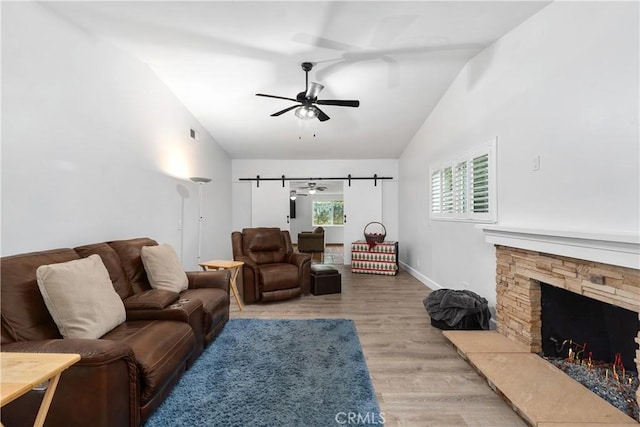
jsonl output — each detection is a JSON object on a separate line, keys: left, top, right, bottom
{"left": 256, "top": 62, "right": 360, "bottom": 122}
{"left": 297, "top": 182, "right": 327, "bottom": 194}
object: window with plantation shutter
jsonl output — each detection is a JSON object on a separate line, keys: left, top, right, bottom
{"left": 429, "top": 138, "right": 496, "bottom": 222}
{"left": 442, "top": 166, "right": 454, "bottom": 213}
{"left": 471, "top": 154, "right": 489, "bottom": 214}
{"left": 431, "top": 170, "right": 441, "bottom": 214}
{"left": 454, "top": 162, "right": 467, "bottom": 213}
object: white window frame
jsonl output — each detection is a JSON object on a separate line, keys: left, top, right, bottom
{"left": 312, "top": 199, "right": 345, "bottom": 227}
{"left": 430, "top": 137, "right": 497, "bottom": 223}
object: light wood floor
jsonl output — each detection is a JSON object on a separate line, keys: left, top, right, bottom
{"left": 230, "top": 265, "right": 527, "bottom": 427}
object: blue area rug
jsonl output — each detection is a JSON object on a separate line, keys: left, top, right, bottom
{"left": 145, "top": 319, "right": 383, "bottom": 427}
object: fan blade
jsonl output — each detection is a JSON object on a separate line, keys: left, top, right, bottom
{"left": 305, "top": 82, "right": 324, "bottom": 99}
{"left": 271, "top": 105, "right": 300, "bottom": 117}
{"left": 316, "top": 99, "right": 360, "bottom": 107}
{"left": 315, "top": 107, "right": 330, "bottom": 122}
{"left": 292, "top": 33, "right": 360, "bottom": 52}
{"left": 256, "top": 93, "right": 297, "bottom": 102}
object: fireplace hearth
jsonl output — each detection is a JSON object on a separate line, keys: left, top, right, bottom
{"left": 492, "top": 244, "right": 640, "bottom": 419}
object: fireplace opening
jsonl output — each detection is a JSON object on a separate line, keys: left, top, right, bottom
{"left": 541, "top": 283, "right": 639, "bottom": 419}
{"left": 541, "top": 283, "right": 639, "bottom": 371}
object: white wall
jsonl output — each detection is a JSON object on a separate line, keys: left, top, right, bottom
{"left": 399, "top": 1, "right": 639, "bottom": 306}
{"left": 232, "top": 159, "right": 398, "bottom": 242}
{"left": 1, "top": 2, "right": 233, "bottom": 270}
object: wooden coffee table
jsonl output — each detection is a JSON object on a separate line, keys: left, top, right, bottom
{"left": 1, "top": 352, "right": 80, "bottom": 427}
{"left": 199, "top": 260, "right": 244, "bottom": 311}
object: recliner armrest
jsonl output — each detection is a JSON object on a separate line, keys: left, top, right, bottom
{"left": 288, "top": 252, "right": 311, "bottom": 267}
{"left": 234, "top": 255, "right": 258, "bottom": 269}
{"left": 124, "top": 289, "right": 180, "bottom": 310}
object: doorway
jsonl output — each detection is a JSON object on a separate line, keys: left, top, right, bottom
{"left": 290, "top": 181, "right": 344, "bottom": 263}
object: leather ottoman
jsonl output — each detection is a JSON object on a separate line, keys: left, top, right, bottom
{"left": 310, "top": 264, "right": 341, "bottom": 295}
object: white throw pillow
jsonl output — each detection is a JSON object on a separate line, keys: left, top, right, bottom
{"left": 140, "top": 244, "right": 188, "bottom": 293}
{"left": 36, "top": 254, "right": 126, "bottom": 339}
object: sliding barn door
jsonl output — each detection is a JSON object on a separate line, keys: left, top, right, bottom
{"left": 251, "top": 181, "right": 290, "bottom": 230}
{"left": 343, "top": 180, "right": 382, "bottom": 264}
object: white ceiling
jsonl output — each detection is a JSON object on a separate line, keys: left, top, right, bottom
{"left": 45, "top": 1, "right": 550, "bottom": 159}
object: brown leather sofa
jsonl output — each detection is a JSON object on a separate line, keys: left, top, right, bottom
{"left": 231, "top": 227, "right": 311, "bottom": 304}
{"left": 0, "top": 238, "right": 230, "bottom": 427}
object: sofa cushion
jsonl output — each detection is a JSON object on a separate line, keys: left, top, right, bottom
{"left": 180, "top": 287, "right": 229, "bottom": 333}
{"left": 140, "top": 244, "right": 188, "bottom": 293}
{"left": 74, "top": 242, "right": 133, "bottom": 299}
{"left": 36, "top": 254, "right": 126, "bottom": 339}
{"left": 259, "top": 263, "right": 300, "bottom": 292}
{"left": 1, "top": 248, "right": 81, "bottom": 342}
{"left": 102, "top": 320, "right": 194, "bottom": 404}
{"left": 108, "top": 238, "right": 158, "bottom": 294}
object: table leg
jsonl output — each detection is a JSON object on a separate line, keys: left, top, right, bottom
{"left": 33, "top": 373, "right": 61, "bottom": 427}
{"left": 229, "top": 267, "right": 244, "bottom": 311}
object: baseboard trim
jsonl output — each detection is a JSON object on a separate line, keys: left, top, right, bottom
{"left": 399, "top": 261, "right": 443, "bottom": 290}
{"left": 399, "top": 262, "right": 498, "bottom": 330}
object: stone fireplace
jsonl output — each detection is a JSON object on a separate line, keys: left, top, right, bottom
{"left": 480, "top": 225, "right": 640, "bottom": 412}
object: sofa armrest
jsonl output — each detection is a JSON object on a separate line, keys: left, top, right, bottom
{"left": 1, "top": 338, "right": 136, "bottom": 365}
{"left": 1, "top": 339, "right": 139, "bottom": 427}
{"left": 123, "top": 289, "right": 179, "bottom": 310}
{"left": 186, "top": 270, "right": 230, "bottom": 292}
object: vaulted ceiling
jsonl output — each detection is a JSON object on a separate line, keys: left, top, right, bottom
{"left": 45, "top": 1, "right": 550, "bottom": 159}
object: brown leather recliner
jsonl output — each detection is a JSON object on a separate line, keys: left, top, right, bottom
{"left": 297, "top": 226, "right": 325, "bottom": 253}
{"left": 231, "top": 228, "right": 311, "bottom": 304}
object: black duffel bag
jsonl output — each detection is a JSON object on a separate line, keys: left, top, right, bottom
{"left": 423, "top": 289, "right": 491, "bottom": 330}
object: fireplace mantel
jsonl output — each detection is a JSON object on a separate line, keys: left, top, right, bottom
{"left": 477, "top": 225, "right": 640, "bottom": 269}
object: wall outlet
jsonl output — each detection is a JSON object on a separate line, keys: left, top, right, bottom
{"left": 590, "top": 274, "right": 604, "bottom": 285}
{"left": 416, "top": 259, "right": 420, "bottom": 267}
{"left": 532, "top": 155, "right": 540, "bottom": 171}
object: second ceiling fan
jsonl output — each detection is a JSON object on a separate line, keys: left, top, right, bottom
{"left": 256, "top": 62, "right": 360, "bottom": 122}
{"left": 298, "top": 182, "right": 327, "bottom": 193}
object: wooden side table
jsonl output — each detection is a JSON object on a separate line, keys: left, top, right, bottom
{"left": 199, "top": 259, "right": 244, "bottom": 311}
{"left": 1, "top": 352, "right": 80, "bottom": 427}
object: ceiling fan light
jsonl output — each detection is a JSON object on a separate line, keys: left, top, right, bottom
{"left": 295, "top": 106, "right": 318, "bottom": 120}
{"left": 308, "top": 188, "right": 316, "bottom": 195}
